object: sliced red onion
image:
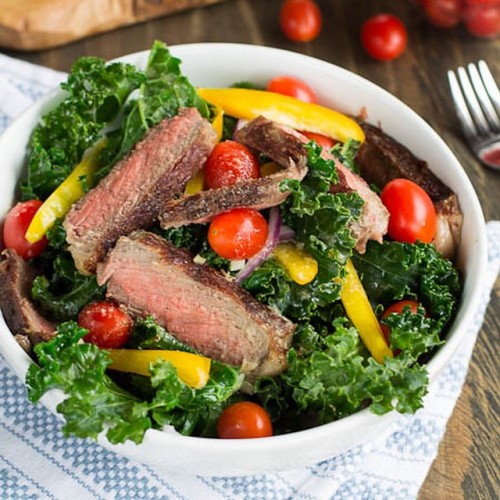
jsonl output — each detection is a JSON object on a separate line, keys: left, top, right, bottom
{"left": 235, "top": 206, "right": 282, "bottom": 284}
{"left": 279, "top": 224, "right": 295, "bottom": 242}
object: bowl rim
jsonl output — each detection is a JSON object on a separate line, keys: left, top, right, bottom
{"left": 0, "top": 42, "right": 488, "bottom": 467}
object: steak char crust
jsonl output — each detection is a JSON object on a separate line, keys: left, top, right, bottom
{"left": 64, "top": 108, "right": 217, "bottom": 274}
{"left": 0, "top": 249, "right": 55, "bottom": 352}
{"left": 97, "top": 230, "right": 295, "bottom": 377}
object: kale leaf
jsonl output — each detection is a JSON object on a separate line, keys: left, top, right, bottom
{"left": 352, "top": 240, "right": 461, "bottom": 326}
{"left": 31, "top": 222, "right": 105, "bottom": 321}
{"left": 128, "top": 316, "right": 196, "bottom": 353}
{"left": 243, "top": 141, "right": 362, "bottom": 320}
{"left": 94, "top": 40, "right": 210, "bottom": 181}
{"left": 21, "top": 58, "right": 145, "bottom": 200}
{"left": 26, "top": 322, "right": 242, "bottom": 443}
{"left": 254, "top": 319, "right": 430, "bottom": 432}
{"left": 280, "top": 142, "right": 363, "bottom": 283}
{"left": 22, "top": 41, "right": 209, "bottom": 200}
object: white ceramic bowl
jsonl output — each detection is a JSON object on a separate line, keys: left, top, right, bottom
{"left": 0, "top": 44, "right": 487, "bottom": 476}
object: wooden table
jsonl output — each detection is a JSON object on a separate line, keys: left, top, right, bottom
{"left": 4, "top": 0, "right": 499, "bottom": 497}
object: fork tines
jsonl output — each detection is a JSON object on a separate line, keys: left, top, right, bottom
{"left": 448, "top": 60, "right": 500, "bottom": 142}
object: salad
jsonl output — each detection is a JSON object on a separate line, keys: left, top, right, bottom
{"left": 0, "top": 41, "right": 461, "bottom": 443}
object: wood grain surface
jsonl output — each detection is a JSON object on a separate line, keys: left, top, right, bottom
{"left": 4, "top": 1, "right": 499, "bottom": 497}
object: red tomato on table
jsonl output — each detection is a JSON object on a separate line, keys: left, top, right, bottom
{"left": 266, "top": 76, "right": 317, "bottom": 103}
{"left": 280, "top": 0, "right": 322, "bottom": 42}
{"left": 204, "top": 140, "right": 260, "bottom": 190}
{"left": 421, "top": 0, "right": 463, "bottom": 28}
{"left": 360, "top": 14, "right": 408, "bottom": 61}
{"left": 79, "top": 300, "right": 133, "bottom": 349}
{"left": 463, "top": 3, "right": 500, "bottom": 38}
{"left": 208, "top": 208, "right": 268, "bottom": 260}
{"left": 381, "top": 178, "right": 437, "bottom": 244}
{"left": 218, "top": 401, "right": 273, "bottom": 439}
{"left": 2, "top": 200, "right": 48, "bottom": 260}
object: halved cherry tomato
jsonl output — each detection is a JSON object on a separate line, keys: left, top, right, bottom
{"left": 217, "top": 401, "right": 273, "bottom": 439}
{"left": 280, "top": 0, "right": 322, "bottom": 42}
{"left": 79, "top": 300, "right": 133, "bottom": 349}
{"left": 208, "top": 208, "right": 268, "bottom": 260}
{"left": 204, "top": 140, "right": 260, "bottom": 190}
{"left": 2, "top": 200, "right": 48, "bottom": 260}
{"left": 380, "top": 300, "right": 421, "bottom": 346}
{"left": 301, "top": 131, "right": 337, "bottom": 150}
{"left": 381, "top": 178, "right": 437, "bottom": 244}
{"left": 266, "top": 76, "right": 317, "bottom": 103}
{"left": 360, "top": 14, "right": 408, "bottom": 61}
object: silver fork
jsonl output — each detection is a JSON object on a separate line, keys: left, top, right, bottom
{"left": 448, "top": 60, "right": 500, "bottom": 171}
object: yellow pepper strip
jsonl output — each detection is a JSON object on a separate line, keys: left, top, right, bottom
{"left": 106, "top": 349, "right": 211, "bottom": 389}
{"left": 340, "top": 259, "right": 393, "bottom": 364}
{"left": 273, "top": 242, "right": 318, "bottom": 285}
{"left": 197, "top": 88, "right": 365, "bottom": 144}
{"left": 25, "top": 139, "right": 108, "bottom": 244}
{"left": 184, "top": 169, "right": 205, "bottom": 195}
{"left": 212, "top": 104, "right": 224, "bottom": 142}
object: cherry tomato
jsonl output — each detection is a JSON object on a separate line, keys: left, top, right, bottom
{"left": 280, "top": 0, "right": 322, "bottom": 42}
{"left": 360, "top": 14, "right": 408, "bottom": 61}
{"left": 381, "top": 178, "right": 437, "bottom": 244}
{"left": 266, "top": 76, "right": 317, "bottom": 103}
{"left": 463, "top": 4, "right": 500, "bottom": 37}
{"left": 217, "top": 401, "right": 273, "bottom": 439}
{"left": 204, "top": 140, "right": 260, "bottom": 190}
{"left": 208, "top": 208, "right": 268, "bottom": 260}
{"left": 2, "top": 200, "right": 48, "bottom": 260}
{"left": 79, "top": 300, "right": 133, "bottom": 349}
{"left": 421, "top": 0, "right": 463, "bottom": 28}
{"left": 301, "top": 131, "right": 337, "bottom": 150}
{"left": 380, "top": 300, "right": 422, "bottom": 352}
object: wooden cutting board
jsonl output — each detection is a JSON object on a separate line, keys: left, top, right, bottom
{"left": 0, "top": 0, "right": 227, "bottom": 51}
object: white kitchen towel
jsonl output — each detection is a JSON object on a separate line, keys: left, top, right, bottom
{"left": 0, "top": 52, "right": 498, "bottom": 500}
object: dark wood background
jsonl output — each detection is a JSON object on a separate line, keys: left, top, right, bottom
{"left": 4, "top": 0, "right": 499, "bottom": 497}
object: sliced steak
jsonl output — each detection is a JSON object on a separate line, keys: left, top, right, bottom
{"left": 96, "top": 230, "right": 295, "bottom": 377}
{"left": 64, "top": 108, "right": 217, "bottom": 275}
{"left": 238, "top": 116, "right": 389, "bottom": 253}
{"left": 234, "top": 115, "right": 312, "bottom": 168}
{"left": 159, "top": 117, "right": 308, "bottom": 228}
{"left": 327, "top": 157, "right": 389, "bottom": 253}
{"left": 0, "top": 250, "right": 56, "bottom": 352}
{"left": 355, "top": 120, "right": 463, "bottom": 258}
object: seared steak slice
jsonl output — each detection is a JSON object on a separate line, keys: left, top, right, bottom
{"left": 64, "top": 108, "right": 217, "bottom": 275}
{"left": 355, "top": 120, "right": 462, "bottom": 258}
{"left": 96, "top": 231, "right": 295, "bottom": 377}
{"left": 327, "top": 158, "right": 389, "bottom": 253}
{"left": 234, "top": 116, "right": 312, "bottom": 168}
{"left": 0, "top": 249, "right": 55, "bottom": 352}
{"left": 237, "top": 116, "right": 389, "bottom": 253}
{"left": 159, "top": 117, "right": 308, "bottom": 228}
{"left": 160, "top": 160, "right": 307, "bottom": 228}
